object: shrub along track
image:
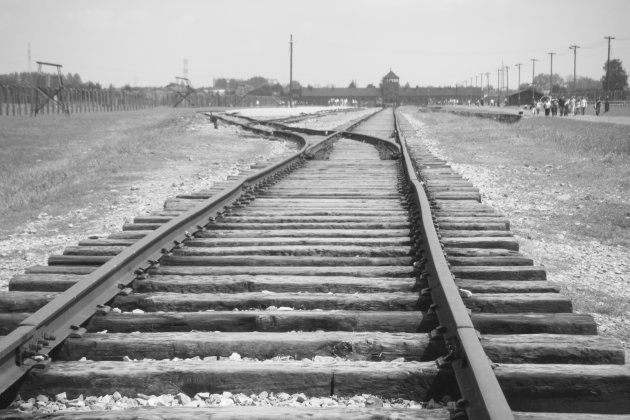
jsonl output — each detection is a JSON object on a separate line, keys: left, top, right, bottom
{"left": 0, "top": 108, "right": 627, "bottom": 419}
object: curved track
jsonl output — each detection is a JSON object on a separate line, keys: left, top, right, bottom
{"left": 0, "top": 108, "right": 627, "bottom": 419}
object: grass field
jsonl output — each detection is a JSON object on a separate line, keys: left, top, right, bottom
{"left": 0, "top": 107, "right": 287, "bottom": 236}
{"left": 401, "top": 107, "right": 630, "bottom": 354}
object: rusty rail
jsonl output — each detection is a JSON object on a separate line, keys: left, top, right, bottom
{"left": 393, "top": 109, "right": 514, "bottom": 420}
{"left": 0, "top": 126, "right": 340, "bottom": 407}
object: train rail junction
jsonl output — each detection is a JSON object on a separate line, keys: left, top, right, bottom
{"left": 0, "top": 107, "right": 628, "bottom": 419}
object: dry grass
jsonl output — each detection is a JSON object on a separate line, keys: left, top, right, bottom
{"left": 0, "top": 108, "right": 281, "bottom": 237}
{"left": 414, "top": 109, "right": 630, "bottom": 247}
{"left": 400, "top": 107, "right": 630, "bottom": 354}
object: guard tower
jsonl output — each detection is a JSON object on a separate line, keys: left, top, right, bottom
{"left": 381, "top": 69, "right": 400, "bottom": 106}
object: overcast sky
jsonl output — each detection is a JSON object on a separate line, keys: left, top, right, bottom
{"left": 1, "top": 0, "right": 629, "bottom": 89}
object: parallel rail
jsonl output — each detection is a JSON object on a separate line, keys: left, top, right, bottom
{"left": 1, "top": 107, "right": 625, "bottom": 419}
{"left": 0, "top": 124, "right": 336, "bottom": 407}
{"left": 394, "top": 113, "right": 513, "bottom": 419}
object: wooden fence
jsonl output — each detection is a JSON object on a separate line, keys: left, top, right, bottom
{"left": 0, "top": 85, "right": 282, "bottom": 116}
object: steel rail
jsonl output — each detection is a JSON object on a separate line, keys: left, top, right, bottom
{"left": 0, "top": 126, "right": 341, "bottom": 407}
{"left": 213, "top": 113, "right": 401, "bottom": 158}
{"left": 393, "top": 109, "right": 514, "bottom": 420}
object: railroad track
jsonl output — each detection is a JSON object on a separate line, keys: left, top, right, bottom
{"left": 0, "top": 108, "right": 627, "bottom": 419}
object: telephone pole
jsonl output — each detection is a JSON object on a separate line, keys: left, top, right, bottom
{"left": 604, "top": 36, "right": 615, "bottom": 94}
{"left": 497, "top": 68, "right": 501, "bottom": 106}
{"left": 569, "top": 45, "right": 580, "bottom": 93}
{"left": 480, "top": 73, "right": 484, "bottom": 99}
{"left": 485, "top": 72, "right": 490, "bottom": 100}
{"left": 505, "top": 65, "right": 509, "bottom": 105}
{"left": 531, "top": 58, "right": 538, "bottom": 102}
{"left": 548, "top": 52, "right": 555, "bottom": 94}
{"left": 515, "top": 63, "right": 522, "bottom": 106}
{"left": 289, "top": 34, "right": 293, "bottom": 108}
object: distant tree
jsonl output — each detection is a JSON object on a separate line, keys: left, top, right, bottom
{"left": 247, "top": 76, "right": 268, "bottom": 89}
{"left": 533, "top": 73, "right": 564, "bottom": 92}
{"left": 249, "top": 84, "right": 272, "bottom": 96}
{"left": 270, "top": 83, "right": 284, "bottom": 95}
{"left": 366, "top": 83, "right": 375, "bottom": 88}
{"left": 564, "top": 75, "right": 601, "bottom": 91}
{"left": 307, "top": 84, "right": 313, "bottom": 91}
{"left": 403, "top": 82, "right": 410, "bottom": 89}
{"left": 601, "top": 59, "right": 628, "bottom": 91}
{"left": 213, "top": 78, "right": 228, "bottom": 89}
{"left": 348, "top": 80, "right": 356, "bottom": 88}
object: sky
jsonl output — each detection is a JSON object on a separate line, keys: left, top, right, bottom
{"left": 1, "top": 0, "right": 629, "bottom": 89}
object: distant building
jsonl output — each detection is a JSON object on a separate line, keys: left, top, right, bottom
{"left": 507, "top": 88, "right": 545, "bottom": 106}
{"left": 299, "top": 69, "right": 482, "bottom": 106}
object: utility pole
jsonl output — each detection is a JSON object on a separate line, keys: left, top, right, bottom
{"left": 289, "top": 34, "right": 293, "bottom": 108}
{"left": 531, "top": 58, "right": 537, "bottom": 102}
{"left": 485, "top": 72, "right": 490, "bottom": 101}
{"left": 515, "top": 63, "right": 522, "bottom": 106}
{"left": 480, "top": 73, "right": 484, "bottom": 99}
{"left": 548, "top": 52, "right": 555, "bottom": 94}
{"left": 497, "top": 69, "right": 501, "bottom": 106}
{"left": 27, "top": 42, "right": 31, "bottom": 73}
{"left": 604, "top": 36, "right": 615, "bottom": 94}
{"left": 505, "top": 66, "right": 509, "bottom": 105}
{"left": 569, "top": 45, "right": 580, "bottom": 93}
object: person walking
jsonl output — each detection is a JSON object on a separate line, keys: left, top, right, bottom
{"left": 605, "top": 96, "right": 610, "bottom": 113}
{"left": 595, "top": 98, "right": 602, "bottom": 116}
{"left": 558, "top": 96, "right": 566, "bottom": 116}
{"left": 580, "top": 97, "right": 587, "bottom": 115}
{"left": 544, "top": 98, "right": 551, "bottom": 116}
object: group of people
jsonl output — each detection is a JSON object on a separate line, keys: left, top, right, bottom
{"left": 531, "top": 96, "right": 609, "bottom": 117}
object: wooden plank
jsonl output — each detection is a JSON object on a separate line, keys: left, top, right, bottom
{"left": 198, "top": 229, "right": 412, "bottom": 238}
{"left": 161, "top": 255, "right": 415, "bottom": 267}
{"left": 87, "top": 311, "right": 428, "bottom": 333}
{"left": 20, "top": 360, "right": 439, "bottom": 400}
{"left": 57, "top": 331, "right": 439, "bottom": 362}
{"left": 451, "top": 266, "right": 546, "bottom": 280}
{"left": 152, "top": 266, "right": 415, "bottom": 278}
{"left": 186, "top": 237, "right": 413, "bottom": 247}
{"left": 471, "top": 313, "right": 597, "bottom": 335}
{"left": 173, "top": 245, "right": 414, "bottom": 257}
{"left": 496, "top": 364, "right": 630, "bottom": 414}
{"left": 481, "top": 334, "right": 625, "bottom": 364}
{"left": 456, "top": 280, "right": 559, "bottom": 294}
{"left": 0, "top": 291, "right": 59, "bottom": 313}
{"left": 0, "top": 407, "right": 450, "bottom": 419}
{"left": 136, "top": 275, "right": 415, "bottom": 294}
{"left": 441, "top": 237, "right": 518, "bottom": 251}
{"left": 205, "top": 222, "right": 412, "bottom": 231}
{"left": 9, "top": 274, "right": 85, "bottom": 292}
{"left": 463, "top": 293, "right": 572, "bottom": 313}
{"left": 216, "top": 216, "right": 410, "bottom": 223}
{"left": 446, "top": 256, "right": 534, "bottom": 266}
{"left": 112, "top": 292, "right": 419, "bottom": 312}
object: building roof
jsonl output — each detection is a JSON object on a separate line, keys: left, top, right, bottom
{"left": 301, "top": 87, "right": 380, "bottom": 98}
{"left": 507, "top": 88, "right": 545, "bottom": 98}
{"left": 383, "top": 70, "right": 399, "bottom": 79}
